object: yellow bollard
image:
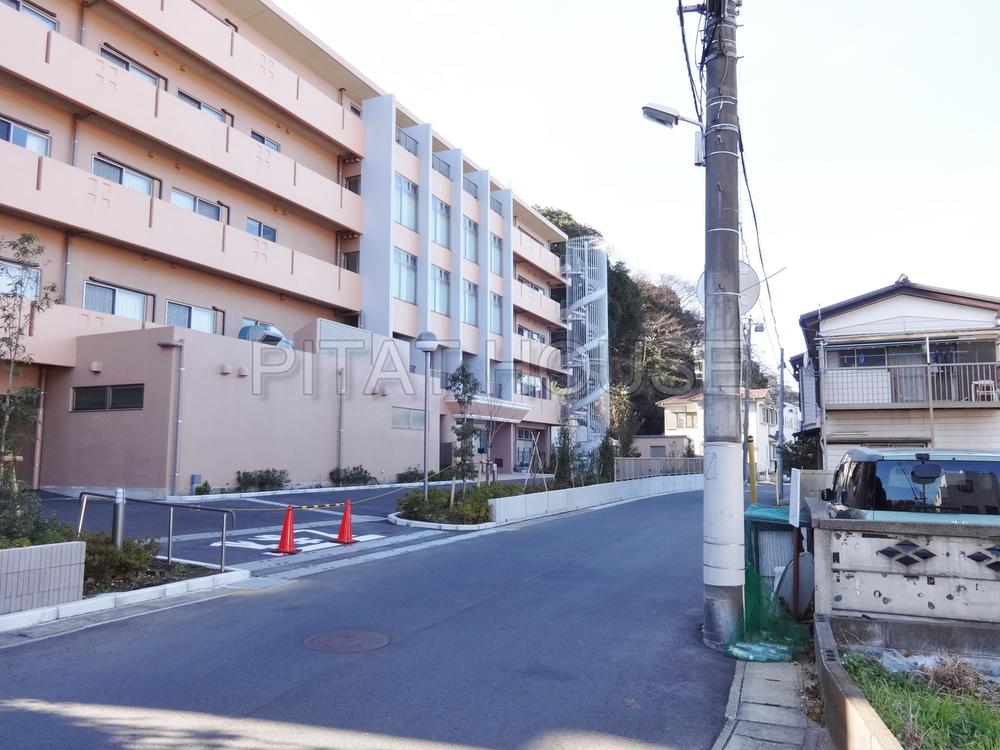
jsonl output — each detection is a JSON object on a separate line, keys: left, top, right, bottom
{"left": 747, "top": 435, "right": 758, "bottom": 505}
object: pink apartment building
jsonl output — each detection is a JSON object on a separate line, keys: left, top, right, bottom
{"left": 0, "top": 0, "right": 571, "bottom": 497}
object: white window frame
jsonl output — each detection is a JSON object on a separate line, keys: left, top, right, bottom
{"left": 0, "top": 259, "right": 40, "bottom": 299}
{"left": 490, "top": 233, "right": 502, "bottom": 275}
{"left": 246, "top": 218, "right": 277, "bottom": 242}
{"left": 0, "top": 114, "right": 50, "bottom": 157}
{"left": 462, "top": 217, "right": 479, "bottom": 263}
{"left": 391, "top": 406, "right": 425, "bottom": 430}
{"left": 170, "top": 188, "right": 222, "bottom": 221}
{"left": 177, "top": 90, "right": 225, "bottom": 123}
{"left": 393, "top": 173, "right": 418, "bottom": 231}
{"left": 517, "top": 324, "right": 546, "bottom": 345}
{"left": 4, "top": 0, "right": 57, "bottom": 30}
{"left": 462, "top": 280, "right": 478, "bottom": 326}
{"left": 490, "top": 292, "right": 502, "bottom": 334}
{"left": 83, "top": 280, "right": 147, "bottom": 321}
{"left": 99, "top": 46, "right": 158, "bottom": 86}
{"left": 91, "top": 156, "right": 155, "bottom": 196}
{"left": 166, "top": 300, "right": 215, "bottom": 333}
{"left": 392, "top": 247, "right": 417, "bottom": 304}
{"left": 431, "top": 266, "right": 449, "bottom": 316}
{"left": 431, "top": 197, "right": 450, "bottom": 248}
{"left": 250, "top": 130, "right": 281, "bottom": 151}
{"left": 517, "top": 275, "right": 543, "bottom": 293}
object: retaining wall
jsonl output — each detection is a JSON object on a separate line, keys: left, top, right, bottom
{"left": 0, "top": 541, "right": 85, "bottom": 615}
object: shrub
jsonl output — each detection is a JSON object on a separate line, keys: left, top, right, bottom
{"left": 396, "top": 486, "right": 491, "bottom": 525}
{"left": 235, "top": 468, "right": 289, "bottom": 492}
{"left": 194, "top": 480, "right": 212, "bottom": 495}
{"left": 81, "top": 532, "right": 159, "bottom": 590}
{"left": 0, "top": 489, "right": 71, "bottom": 548}
{"left": 329, "top": 465, "right": 375, "bottom": 487}
{"left": 396, "top": 466, "right": 423, "bottom": 483}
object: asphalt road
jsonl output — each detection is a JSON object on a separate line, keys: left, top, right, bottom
{"left": 0, "top": 489, "right": 733, "bottom": 750}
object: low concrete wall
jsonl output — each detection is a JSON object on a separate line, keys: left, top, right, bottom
{"left": 809, "top": 497, "right": 1000, "bottom": 623}
{"left": 814, "top": 616, "right": 903, "bottom": 750}
{"left": 490, "top": 474, "right": 703, "bottom": 525}
{"left": 0, "top": 541, "right": 85, "bottom": 615}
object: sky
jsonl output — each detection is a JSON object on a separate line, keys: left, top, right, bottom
{"left": 274, "top": 0, "right": 999, "bottom": 373}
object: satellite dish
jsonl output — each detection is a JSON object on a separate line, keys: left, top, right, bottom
{"left": 696, "top": 261, "right": 761, "bottom": 316}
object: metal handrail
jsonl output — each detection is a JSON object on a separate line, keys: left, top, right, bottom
{"left": 77, "top": 492, "right": 236, "bottom": 571}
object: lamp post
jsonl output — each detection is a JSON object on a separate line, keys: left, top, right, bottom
{"left": 415, "top": 331, "right": 440, "bottom": 506}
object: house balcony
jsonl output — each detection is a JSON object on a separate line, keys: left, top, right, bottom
{"left": 442, "top": 394, "right": 531, "bottom": 424}
{"left": 25, "top": 303, "right": 162, "bottom": 367}
{"left": 513, "top": 335, "right": 564, "bottom": 373}
{"left": 0, "top": 6, "right": 362, "bottom": 232}
{"left": 104, "top": 0, "right": 364, "bottom": 156}
{"left": 0, "top": 140, "right": 361, "bottom": 311}
{"left": 513, "top": 281, "right": 563, "bottom": 329}
{"left": 513, "top": 230, "right": 562, "bottom": 281}
{"left": 822, "top": 363, "right": 1000, "bottom": 410}
{"left": 514, "top": 394, "right": 561, "bottom": 425}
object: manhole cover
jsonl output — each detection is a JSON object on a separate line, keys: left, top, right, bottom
{"left": 304, "top": 631, "right": 390, "bottom": 653}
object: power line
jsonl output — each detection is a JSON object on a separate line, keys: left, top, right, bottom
{"left": 677, "top": 1, "right": 703, "bottom": 122}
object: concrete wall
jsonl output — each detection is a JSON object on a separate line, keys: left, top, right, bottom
{"left": 0, "top": 541, "right": 85, "bottom": 615}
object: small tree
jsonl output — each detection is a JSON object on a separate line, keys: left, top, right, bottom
{"left": 777, "top": 434, "right": 820, "bottom": 472}
{"left": 447, "top": 363, "right": 482, "bottom": 500}
{"left": 610, "top": 384, "right": 639, "bottom": 458}
{"left": 595, "top": 430, "right": 616, "bottom": 483}
{"left": 0, "top": 234, "right": 57, "bottom": 495}
{"left": 554, "top": 421, "right": 573, "bottom": 486}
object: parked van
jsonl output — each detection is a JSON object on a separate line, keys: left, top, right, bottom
{"left": 823, "top": 448, "right": 1000, "bottom": 523}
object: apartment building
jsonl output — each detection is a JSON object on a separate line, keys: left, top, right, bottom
{"left": 0, "top": 0, "right": 571, "bottom": 496}
{"left": 793, "top": 277, "right": 1000, "bottom": 468}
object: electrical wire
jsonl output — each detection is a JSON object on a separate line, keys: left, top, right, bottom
{"left": 677, "top": 1, "right": 703, "bottom": 122}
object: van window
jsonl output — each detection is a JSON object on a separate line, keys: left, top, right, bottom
{"left": 872, "top": 459, "right": 1000, "bottom": 515}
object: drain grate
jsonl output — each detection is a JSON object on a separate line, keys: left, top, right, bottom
{"left": 304, "top": 630, "right": 390, "bottom": 653}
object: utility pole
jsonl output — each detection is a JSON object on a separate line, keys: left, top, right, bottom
{"left": 700, "top": 0, "right": 744, "bottom": 650}
{"left": 776, "top": 347, "right": 785, "bottom": 502}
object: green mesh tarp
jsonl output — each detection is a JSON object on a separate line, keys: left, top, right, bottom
{"left": 725, "top": 504, "right": 810, "bottom": 662}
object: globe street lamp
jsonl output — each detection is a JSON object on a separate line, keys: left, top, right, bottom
{"left": 414, "top": 331, "right": 440, "bottom": 505}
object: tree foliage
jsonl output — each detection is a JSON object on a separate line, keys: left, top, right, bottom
{"left": 777, "top": 434, "right": 820, "bottom": 472}
{"left": 447, "top": 364, "right": 482, "bottom": 495}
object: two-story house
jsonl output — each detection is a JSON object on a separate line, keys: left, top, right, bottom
{"left": 792, "top": 277, "right": 1000, "bottom": 468}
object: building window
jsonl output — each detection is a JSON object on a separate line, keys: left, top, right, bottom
{"left": 170, "top": 188, "right": 221, "bottom": 221}
{"left": 431, "top": 266, "right": 449, "bottom": 316}
{"left": 650, "top": 446, "right": 667, "bottom": 458}
{"left": 0, "top": 115, "right": 50, "bottom": 156}
{"left": 0, "top": 259, "right": 40, "bottom": 298}
{"left": 344, "top": 175, "right": 360, "bottom": 195}
{"left": 835, "top": 346, "right": 888, "bottom": 368}
{"left": 341, "top": 252, "right": 359, "bottom": 273}
{"left": 99, "top": 46, "right": 158, "bottom": 86}
{"left": 92, "top": 156, "right": 154, "bottom": 196}
{"left": 72, "top": 384, "right": 144, "bottom": 412}
{"left": 166, "top": 301, "right": 214, "bottom": 333}
{"left": 462, "top": 280, "right": 478, "bottom": 326}
{"left": 685, "top": 412, "right": 697, "bottom": 428}
{"left": 517, "top": 325, "right": 546, "bottom": 344}
{"left": 489, "top": 196, "right": 503, "bottom": 215}
{"left": 393, "top": 173, "right": 418, "bottom": 231}
{"left": 392, "top": 248, "right": 417, "bottom": 304}
{"left": 349, "top": 104, "right": 362, "bottom": 117}
{"left": 394, "top": 127, "right": 418, "bottom": 155}
{"left": 391, "top": 406, "right": 425, "bottom": 430}
{"left": 431, "top": 197, "right": 451, "bottom": 248}
{"left": 490, "top": 233, "right": 502, "bottom": 274}
{"left": 462, "top": 176, "right": 479, "bottom": 199}
{"left": 83, "top": 281, "right": 146, "bottom": 320}
{"left": 250, "top": 131, "right": 280, "bottom": 151}
{"left": 246, "top": 218, "right": 276, "bottom": 241}
{"left": 462, "top": 217, "right": 479, "bottom": 263}
{"left": 516, "top": 372, "right": 544, "bottom": 399}
{"left": 4, "top": 0, "right": 57, "bottom": 30}
{"left": 490, "top": 293, "right": 502, "bottom": 334}
{"left": 517, "top": 275, "right": 543, "bottom": 293}
{"left": 431, "top": 153, "right": 451, "bottom": 179}
{"left": 177, "top": 91, "right": 224, "bottom": 123}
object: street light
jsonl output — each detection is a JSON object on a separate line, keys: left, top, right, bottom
{"left": 415, "top": 331, "right": 440, "bottom": 506}
{"left": 641, "top": 103, "right": 703, "bottom": 130}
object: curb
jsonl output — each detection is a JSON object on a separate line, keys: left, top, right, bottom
{"left": 710, "top": 660, "right": 745, "bottom": 750}
{"left": 387, "top": 512, "right": 496, "bottom": 532}
{"left": 0, "top": 568, "right": 250, "bottom": 634}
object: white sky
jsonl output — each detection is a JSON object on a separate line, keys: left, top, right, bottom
{"left": 275, "top": 0, "right": 999, "bottom": 372}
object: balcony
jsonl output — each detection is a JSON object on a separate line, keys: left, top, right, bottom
{"left": 822, "top": 363, "right": 1000, "bottom": 410}
{"left": 513, "top": 281, "right": 563, "bottom": 328}
{"left": 514, "top": 394, "right": 561, "bottom": 425}
{"left": 0, "top": 6, "right": 362, "bottom": 232}
{"left": 514, "top": 229, "right": 561, "bottom": 280}
{"left": 0, "top": 140, "right": 362, "bottom": 311}
{"left": 513, "top": 335, "right": 564, "bottom": 373}
{"left": 26, "top": 303, "right": 160, "bottom": 367}
{"left": 103, "top": 0, "right": 364, "bottom": 155}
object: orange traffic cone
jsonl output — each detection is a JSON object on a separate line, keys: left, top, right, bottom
{"left": 272, "top": 505, "right": 299, "bottom": 554}
{"left": 335, "top": 499, "right": 356, "bottom": 544}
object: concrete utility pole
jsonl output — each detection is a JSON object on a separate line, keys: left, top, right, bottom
{"left": 776, "top": 347, "right": 785, "bottom": 502}
{"left": 701, "top": 0, "right": 744, "bottom": 650}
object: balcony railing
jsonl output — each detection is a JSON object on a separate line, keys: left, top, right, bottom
{"left": 490, "top": 196, "right": 503, "bottom": 215}
{"left": 432, "top": 154, "right": 451, "bottom": 179}
{"left": 822, "top": 362, "right": 1000, "bottom": 409}
{"left": 463, "top": 177, "right": 479, "bottom": 199}
{"left": 395, "top": 127, "right": 418, "bottom": 155}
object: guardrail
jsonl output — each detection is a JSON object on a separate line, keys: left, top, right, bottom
{"left": 614, "top": 457, "right": 704, "bottom": 481}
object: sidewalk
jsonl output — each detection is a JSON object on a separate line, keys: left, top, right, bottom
{"left": 713, "top": 661, "right": 833, "bottom": 750}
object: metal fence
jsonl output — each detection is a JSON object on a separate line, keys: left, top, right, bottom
{"left": 822, "top": 362, "right": 1000, "bottom": 408}
{"left": 614, "top": 457, "right": 704, "bottom": 481}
